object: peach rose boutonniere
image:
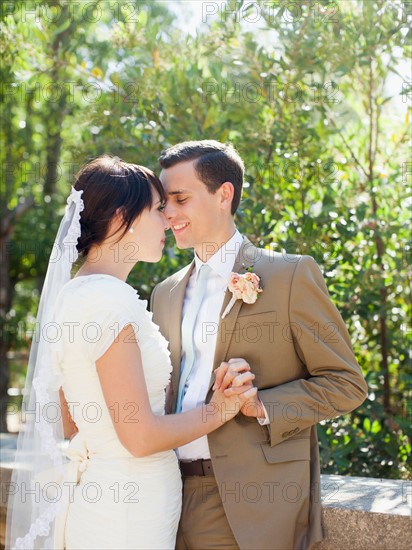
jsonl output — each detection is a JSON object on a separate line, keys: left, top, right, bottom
{"left": 221, "top": 269, "right": 263, "bottom": 319}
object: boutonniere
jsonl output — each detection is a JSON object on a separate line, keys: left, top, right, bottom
{"left": 221, "top": 267, "right": 263, "bottom": 319}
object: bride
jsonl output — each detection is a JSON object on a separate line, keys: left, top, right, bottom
{"left": 6, "top": 155, "right": 256, "bottom": 550}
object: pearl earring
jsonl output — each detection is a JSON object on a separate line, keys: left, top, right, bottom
{"left": 129, "top": 227, "right": 134, "bottom": 234}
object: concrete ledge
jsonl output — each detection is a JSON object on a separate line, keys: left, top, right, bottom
{"left": 1, "top": 435, "right": 411, "bottom": 549}
{"left": 313, "top": 474, "right": 411, "bottom": 550}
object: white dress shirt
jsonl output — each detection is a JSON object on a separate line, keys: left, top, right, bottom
{"left": 177, "top": 231, "right": 268, "bottom": 461}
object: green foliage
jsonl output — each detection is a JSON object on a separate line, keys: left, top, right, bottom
{"left": 1, "top": 0, "right": 410, "bottom": 478}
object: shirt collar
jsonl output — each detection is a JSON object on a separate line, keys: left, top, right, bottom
{"left": 194, "top": 230, "right": 244, "bottom": 282}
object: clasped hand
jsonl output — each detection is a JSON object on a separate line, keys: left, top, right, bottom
{"left": 212, "top": 358, "right": 265, "bottom": 419}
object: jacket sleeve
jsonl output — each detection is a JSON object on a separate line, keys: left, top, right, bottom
{"left": 258, "top": 255, "right": 368, "bottom": 447}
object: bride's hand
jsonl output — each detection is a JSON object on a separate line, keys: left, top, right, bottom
{"left": 212, "top": 358, "right": 255, "bottom": 395}
{"left": 209, "top": 383, "right": 258, "bottom": 423}
{"left": 212, "top": 358, "right": 266, "bottom": 420}
{"left": 206, "top": 359, "right": 257, "bottom": 423}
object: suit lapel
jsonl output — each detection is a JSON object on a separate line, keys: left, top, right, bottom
{"left": 169, "top": 260, "right": 195, "bottom": 412}
{"left": 207, "top": 237, "right": 259, "bottom": 396}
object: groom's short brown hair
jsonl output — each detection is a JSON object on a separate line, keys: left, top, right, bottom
{"left": 158, "top": 140, "right": 244, "bottom": 215}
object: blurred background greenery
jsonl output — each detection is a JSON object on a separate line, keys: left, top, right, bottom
{"left": 0, "top": 0, "right": 411, "bottom": 479}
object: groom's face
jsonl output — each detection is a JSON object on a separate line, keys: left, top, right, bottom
{"left": 160, "top": 160, "right": 225, "bottom": 253}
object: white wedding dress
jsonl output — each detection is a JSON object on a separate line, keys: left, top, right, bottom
{"left": 53, "top": 274, "right": 182, "bottom": 550}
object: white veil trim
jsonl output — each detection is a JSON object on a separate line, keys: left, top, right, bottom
{"left": 6, "top": 188, "right": 84, "bottom": 550}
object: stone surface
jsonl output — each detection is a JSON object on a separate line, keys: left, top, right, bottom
{"left": 313, "top": 507, "right": 411, "bottom": 550}
{"left": 320, "top": 473, "right": 411, "bottom": 516}
{"left": 314, "top": 474, "right": 412, "bottom": 550}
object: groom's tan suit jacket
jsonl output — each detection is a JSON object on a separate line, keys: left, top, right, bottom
{"left": 151, "top": 238, "right": 368, "bottom": 550}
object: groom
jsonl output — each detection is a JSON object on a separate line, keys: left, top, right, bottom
{"left": 151, "top": 140, "right": 368, "bottom": 550}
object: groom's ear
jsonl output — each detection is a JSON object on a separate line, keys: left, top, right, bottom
{"left": 219, "top": 181, "right": 235, "bottom": 212}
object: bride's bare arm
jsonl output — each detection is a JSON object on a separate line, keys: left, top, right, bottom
{"left": 96, "top": 324, "right": 254, "bottom": 457}
{"left": 59, "top": 388, "right": 79, "bottom": 440}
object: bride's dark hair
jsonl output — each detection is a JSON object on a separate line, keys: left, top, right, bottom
{"left": 74, "top": 154, "right": 165, "bottom": 256}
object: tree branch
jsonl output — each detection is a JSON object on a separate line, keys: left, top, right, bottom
{"left": 328, "top": 117, "right": 369, "bottom": 180}
{"left": 368, "top": 57, "right": 374, "bottom": 183}
{"left": 0, "top": 196, "right": 35, "bottom": 238}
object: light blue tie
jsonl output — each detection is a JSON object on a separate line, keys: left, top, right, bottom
{"left": 176, "top": 264, "right": 211, "bottom": 413}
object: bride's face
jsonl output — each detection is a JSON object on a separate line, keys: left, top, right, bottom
{"left": 122, "top": 189, "right": 169, "bottom": 263}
